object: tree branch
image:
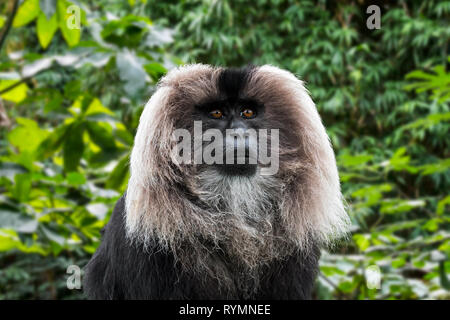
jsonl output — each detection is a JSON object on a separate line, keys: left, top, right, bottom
{"left": 0, "top": 0, "right": 20, "bottom": 52}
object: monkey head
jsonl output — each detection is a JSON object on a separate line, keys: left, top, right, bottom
{"left": 124, "top": 64, "right": 349, "bottom": 274}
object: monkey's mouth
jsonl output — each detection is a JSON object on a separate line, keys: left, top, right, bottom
{"left": 215, "top": 147, "right": 259, "bottom": 176}
{"left": 215, "top": 162, "right": 258, "bottom": 176}
{"left": 202, "top": 144, "right": 259, "bottom": 176}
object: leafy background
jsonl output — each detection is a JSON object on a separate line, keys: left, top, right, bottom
{"left": 0, "top": 0, "right": 448, "bottom": 300}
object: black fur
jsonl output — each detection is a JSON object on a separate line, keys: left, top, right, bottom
{"left": 83, "top": 195, "right": 320, "bottom": 300}
{"left": 217, "top": 66, "right": 255, "bottom": 99}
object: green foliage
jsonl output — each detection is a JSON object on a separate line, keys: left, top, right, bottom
{"left": 0, "top": 0, "right": 449, "bottom": 299}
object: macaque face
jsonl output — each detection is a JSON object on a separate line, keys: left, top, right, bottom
{"left": 193, "top": 97, "right": 265, "bottom": 176}
{"left": 171, "top": 67, "right": 280, "bottom": 177}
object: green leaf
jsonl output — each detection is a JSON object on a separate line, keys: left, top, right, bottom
{"left": 437, "top": 196, "right": 450, "bottom": 216}
{"left": 66, "top": 171, "right": 86, "bottom": 186}
{"left": 12, "top": 0, "right": 40, "bottom": 27}
{"left": 86, "top": 122, "right": 117, "bottom": 151}
{"left": 57, "top": 0, "right": 81, "bottom": 47}
{"left": 422, "top": 218, "right": 441, "bottom": 232}
{"left": 0, "top": 80, "right": 29, "bottom": 103}
{"left": 353, "top": 234, "right": 370, "bottom": 251}
{"left": 13, "top": 174, "right": 32, "bottom": 203}
{"left": 84, "top": 98, "right": 115, "bottom": 117}
{"left": 352, "top": 184, "right": 393, "bottom": 206}
{"left": 144, "top": 62, "right": 167, "bottom": 78}
{"left": 0, "top": 230, "right": 47, "bottom": 254}
{"left": 40, "top": 225, "right": 66, "bottom": 246}
{"left": 63, "top": 122, "right": 85, "bottom": 172}
{"left": 338, "top": 280, "right": 357, "bottom": 293}
{"left": 36, "top": 124, "right": 71, "bottom": 159}
{"left": 106, "top": 153, "right": 130, "bottom": 191}
{"left": 380, "top": 199, "right": 425, "bottom": 214}
{"left": 320, "top": 265, "right": 346, "bottom": 276}
{"left": 339, "top": 153, "right": 373, "bottom": 167}
{"left": 392, "top": 257, "right": 406, "bottom": 268}
{"left": 37, "top": 12, "right": 58, "bottom": 49}
{"left": 7, "top": 118, "right": 50, "bottom": 154}
{"left": 89, "top": 148, "right": 123, "bottom": 166}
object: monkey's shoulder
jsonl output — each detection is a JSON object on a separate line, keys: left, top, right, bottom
{"left": 84, "top": 195, "right": 180, "bottom": 299}
{"left": 99, "top": 194, "right": 163, "bottom": 254}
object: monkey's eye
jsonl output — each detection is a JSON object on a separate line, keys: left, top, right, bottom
{"left": 209, "top": 109, "right": 224, "bottom": 119}
{"left": 240, "top": 108, "right": 256, "bottom": 119}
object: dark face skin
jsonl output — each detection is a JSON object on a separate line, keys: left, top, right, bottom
{"left": 194, "top": 98, "right": 265, "bottom": 176}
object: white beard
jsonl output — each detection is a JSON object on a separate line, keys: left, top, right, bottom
{"left": 185, "top": 167, "right": 300, "bottom": 295}
{"left": 194, "top": 168, "right": 282, "bottom": 225}
{"left": 188, "top": 167, "right": 291, "bottom": 267}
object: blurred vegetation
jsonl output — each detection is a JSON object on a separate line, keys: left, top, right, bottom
{"left": 0, "top": 0, "right": 448, "bottom": 300}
